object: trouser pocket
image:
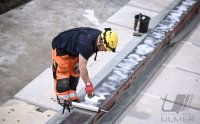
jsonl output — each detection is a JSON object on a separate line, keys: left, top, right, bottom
{"left": 52, "top": 60, "right": 58, "bottom": 79}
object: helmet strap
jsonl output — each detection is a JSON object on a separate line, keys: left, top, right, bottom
{"left": 94, "top": 52, "right": 97, "bottom": 61}
{"left": 103, "top": 28, "right": 111, "bottom": 46}
{"left": 103, "top": 28, "right": 115, "bottom": 52}
{"left": 94, "top": 35, "right": 102, "bottom": 61}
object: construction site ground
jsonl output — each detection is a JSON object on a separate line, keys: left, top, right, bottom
{"left": 0, "top": 0, "right": 200, "bottom": 124}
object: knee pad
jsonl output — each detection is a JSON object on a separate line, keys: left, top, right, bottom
{"left": 69, "top": 76, "right": 80, "bottom": 90}
{"left": 56, "top": 78, "right": 70, "bottom": 93}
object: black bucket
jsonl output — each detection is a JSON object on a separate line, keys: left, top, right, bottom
{"left": 134, "top": 14, "right": 151, "bottom": 33}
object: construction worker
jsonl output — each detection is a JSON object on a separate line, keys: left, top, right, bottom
{"left": 51, "top": 27, "right": 118, "bottom": 106}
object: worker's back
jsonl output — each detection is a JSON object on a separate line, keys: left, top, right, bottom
{"left": 52, "top": 27, "right": 101, "bottom": 60}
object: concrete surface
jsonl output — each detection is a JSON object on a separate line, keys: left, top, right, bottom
{"left": 128, "top": 0, "right": 174, "bottom": 12}
{"left": 0, "top": 0, "right": 129, "bottom": 106}
{"left": 115, "top": 18, "right": 200, "bottom": 124}
{"left": 183, "top": 25, "right": 200, "bottom": 46}
{"left": 165, "top": 42, "right": 200, "bottom": 75}
{"left": 107, "top": 5, "right": 157, "bottom": 29}
{"left": 0, "top": 99, "right": 55, "bottom": 124}
{"left": 14, "top": 67, "right": 62, "bottom": 111}
{"left": 0, "top": 0, "right": 30, "bottom": 14}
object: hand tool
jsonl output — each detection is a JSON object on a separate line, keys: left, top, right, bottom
{"left": 71, "top": 102, "right": 108, "bottom": 113}
{"left": 62, "top": 100, "right": 108, "bottom": 114}
{"left": 133, "top": 13, "right": 142, "bottom": 37}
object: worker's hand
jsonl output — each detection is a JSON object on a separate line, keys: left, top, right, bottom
{"left": 86, "top": 82, "right": 94, "bottom": 98}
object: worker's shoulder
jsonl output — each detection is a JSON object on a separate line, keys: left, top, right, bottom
{"left": 58, "top": 27, "right": 100, "bottom": 35}
{"left": 77, "top": 27, "right": 101, "bottom": 33}
{"left": 54, "top": 27, "right": 101, "bottom": 41}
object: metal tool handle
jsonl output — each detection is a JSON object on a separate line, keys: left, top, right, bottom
{"left": 136, "top": 13, "right": 142, "bottom": 31}
{"left": 72, "top": 102, "right": 108, "bottom": 113}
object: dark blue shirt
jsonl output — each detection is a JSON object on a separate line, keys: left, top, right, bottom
{"left": 52, "top": 27, "right": 101, "bottom": 60}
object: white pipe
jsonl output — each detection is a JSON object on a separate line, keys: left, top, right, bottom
{"left": 71, "top": 102, "right": 108, "bottom": 113}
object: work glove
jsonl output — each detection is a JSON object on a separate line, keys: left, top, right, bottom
{"left": 86, "top": 82, "right": 94, "bottom": 98}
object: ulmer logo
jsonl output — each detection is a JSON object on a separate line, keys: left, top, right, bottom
{"left": 162, "top": 94, "right": 192, "bottom": 113}
{"left": 160, "top": 94, "right": 195, "bottom": 123}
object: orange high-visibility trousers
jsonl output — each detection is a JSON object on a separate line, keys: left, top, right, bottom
{"left": 52, "top": 49, "right": 80, "bottom": 101}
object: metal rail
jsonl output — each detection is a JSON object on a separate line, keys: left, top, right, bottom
{"left": 47, "top": 0, "right": 200, "bottom": 123}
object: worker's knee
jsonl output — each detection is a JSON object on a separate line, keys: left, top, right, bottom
{"left": 56, "top": 78, "right": 70, "bottom": 93}
{"left": 69, "top": 76, "right": 80, "bottom": 90}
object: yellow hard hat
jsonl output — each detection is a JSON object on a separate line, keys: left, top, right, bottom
{"left": 100, "top": 28, "right": 118, "bottom": 52}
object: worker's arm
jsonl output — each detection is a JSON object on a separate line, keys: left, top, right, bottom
{"left": 79, "top": 54, "right": 90, "bottom": 84}
{"left": 79, "top": 54, "right": 94, "bottom": 97}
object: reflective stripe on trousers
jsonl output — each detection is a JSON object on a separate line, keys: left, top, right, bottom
{"left": 57, "top": 90, "right": 78, "bottom": 101}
